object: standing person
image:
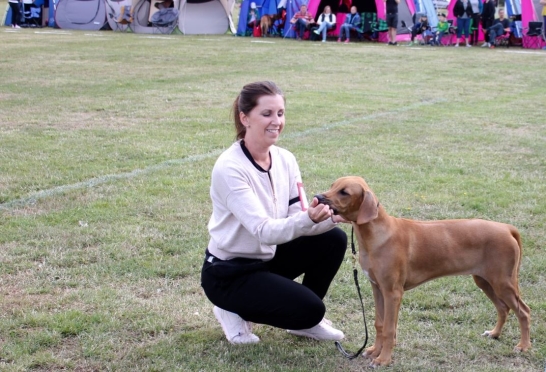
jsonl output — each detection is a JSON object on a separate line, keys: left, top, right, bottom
{"left": 453, "top": 0, "right": 474, "bottom": 47}
{"left": 482, "top": 8, "right": 510, "bottom": 48}
{"left": 384, "top": 0, "right": 400, "bottom": 45}
{"left": 247, "top": 2, "right": 260, "bottom": 33}
{"left": 313, "top": 5, "right": 337, "bottom": 42}
{"left": 540, "top": 0, "right": 546, "bottom": 40}
{"left": 481, "top": 0, "right": 496, "bottom": 45}
{"left": 337, "top": 5, "right": 361, "bottom": 43}
{"left": 469, "top": 0, "right": 482, "bottom": 45}
{"left": 201, "top": 81, "right": 348, "bottom": 345}
{"left": 8, "top": 0, "right": 22, "bottom": 29}
{"left": 290, "top": 4, "right": 314, "bottom": 40}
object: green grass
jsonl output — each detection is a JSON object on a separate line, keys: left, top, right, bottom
{"left": 1, "top": 28, "right": 546, "bottom": 371}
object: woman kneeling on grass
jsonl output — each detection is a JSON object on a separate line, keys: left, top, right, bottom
{"left": 201, "top": 81, "right": 348, "bottom": 344}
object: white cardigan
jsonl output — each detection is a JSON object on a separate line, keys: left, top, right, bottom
{"left": 207, "top": 140, "right": 337, "bottom": 261}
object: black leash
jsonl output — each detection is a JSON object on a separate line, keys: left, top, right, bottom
{"left": 335, "top": 226, "right": 369, "bottom": 360}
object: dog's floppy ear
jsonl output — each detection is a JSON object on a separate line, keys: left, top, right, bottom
{"left": 357, "top": 190, "right": 378, "bottom": 224}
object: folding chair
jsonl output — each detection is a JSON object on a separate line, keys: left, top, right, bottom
{"left": 439, "top": 19, "right": 456, "bottom": 46}
{"left": 108, "top": 4, "right": 133, "bottom": 32}
{"left": 523, "top": 21, "right": 543, "bottom": 49}
{"left": 372, "top": 17, "right": 389, "bottom": 42}
{"left": 151, "top": 7, "right": 179, "bottom": 34}
{"left": 21, "top": 2, "right": 42, "bottom": 28}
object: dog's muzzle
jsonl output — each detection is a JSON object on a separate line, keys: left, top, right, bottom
{"left": 314, "top": 194, "right": 338, "bottom": 215}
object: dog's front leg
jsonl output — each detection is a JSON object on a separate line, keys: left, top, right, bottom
{"left": 370, "top": 287, "right": 403, "bottom": 367}
{"left": 364, "top": 282, "right": 384, "bottom": 360}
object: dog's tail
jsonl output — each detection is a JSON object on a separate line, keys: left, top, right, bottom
{"left": 510, "top": 225, "right": 524, "bottom": 303}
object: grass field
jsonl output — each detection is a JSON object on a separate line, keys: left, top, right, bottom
{"left": 1, "top": 27, "right": 546, "bottom": 371}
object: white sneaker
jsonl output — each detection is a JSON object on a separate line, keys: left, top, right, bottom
{"left": 481, "top": 42, "right": 490, "bottom": 47}
{"left": 454, "top": 43, "right": 459, "bottom": 47}
{"left": 287, "top": 318, "right": 344, "bottom": 341}
{"left": 321, "top": 39, "right": 326, "bottom": 42}
{"left": 213, "top": 306, "right": 260, "bottom": 345}
{"left": 466, "top": 43, "right": 472, "bottom": 47}
{"left": 313, "top": 29, "right": 319, "bottom": 35}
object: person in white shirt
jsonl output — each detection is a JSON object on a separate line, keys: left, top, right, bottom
{"left": 313, "top": 6, "right": 337, "bottom": 42}
{"left": 201, "top": 81, "right": 347, "bottom": 345}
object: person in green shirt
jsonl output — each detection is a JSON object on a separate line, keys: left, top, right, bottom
{"left": 433, "top": 13, "right": 450, "bottom": 45}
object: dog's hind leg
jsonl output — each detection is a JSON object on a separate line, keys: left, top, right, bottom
{"left": 473, "top": 275, "right": 509, "bottom": 339}
{"left": 492, "top": 279, "right": 531, "bottom": 352}
{"left": 474, "top": 275, "right": 531, "bottom": 352}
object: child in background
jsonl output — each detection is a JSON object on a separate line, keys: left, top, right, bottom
{"left": 433, "top": 13, "right": 450, "bottom": 45}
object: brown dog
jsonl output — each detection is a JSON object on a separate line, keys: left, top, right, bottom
{"left": 260, "top": 14, "right": 277, "bottom": 37}
{"left": 317, "top": 176, "right": 531, "bottom": 367}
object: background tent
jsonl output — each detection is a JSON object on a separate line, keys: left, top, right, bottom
{"left": 54, "top": 0, "right": 106, "bottom": 30}
{"left": 505, "top": 0, "right": 522, "bottom": 17}
{"left": 179, "top": 0, "right": 236, "bottom": 34}
{"left": 132, "top": 0, "right": 179, "bottom": 33}
{"left": 237, "top": 0, "right": 280, "bottom": 36}
{"left": 105, "top": 0, "right": 133, "bottom": 31}
{"left": 413, "top": 0, "right": 438, "bottom": 28}
{"left": 308, "top": 0, "right": 415, "bottom": 41}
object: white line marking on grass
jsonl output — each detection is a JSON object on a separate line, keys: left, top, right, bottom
{"left": 0, "top": 99, "right": 444, "bottom": 211}
{"left": 502, "top": 50, "right": 546, "bottom": 55}
{"left": 34, "top": 31, "right": 72, "bottom": 35}
{"left": 251, "top": 40, "right": 275, "bottom": 44}
{"left": 142, "top": 36, "right": 175, "bottom": 40}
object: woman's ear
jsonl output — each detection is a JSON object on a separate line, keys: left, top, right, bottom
{"left": 239, "top": 112, "right": 248, "bottom": 125}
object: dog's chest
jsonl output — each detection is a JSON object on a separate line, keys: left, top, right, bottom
{"left": 358, "top": 252, "right": 377, "bottom": 284}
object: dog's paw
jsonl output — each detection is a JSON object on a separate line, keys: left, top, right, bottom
{"left": 369, "top": 356, "right": 392, "bottom": 368}
{"left": 363, "top": 345, "right": 381, "bottom": 359}
{"left": 481, "top": 330, "right": 500, "bottom": 339}
{"left": 514, "top": 342, "right": 531, "bottom": 352}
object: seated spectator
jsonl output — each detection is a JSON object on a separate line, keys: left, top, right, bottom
{"left": 155, "top": 0, "right": 173, "bottom": 9}
{"left": 248, "top": 2, "right": 260, "bottom": 31}
{"left": 481, "top": 8, "right": 510, "bottom": 48}
{"left": 290, "top": 4, "right": 314, "bottom": 40}
{"left": 337, "top": 6, "right": 361, "bottom": 43}
{"left": 313, "top": 5, "right": 337, "bottom": 42}
{"left": 433, "top": 13, "right": 450, "bottom": 45}
{"left": 408, "top": 14, "right": 430, "bottom": 46}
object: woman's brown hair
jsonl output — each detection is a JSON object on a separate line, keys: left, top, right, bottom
{"left": 232, "top": 81, "right": 285, "bottom": 140}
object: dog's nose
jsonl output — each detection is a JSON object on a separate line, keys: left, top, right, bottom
{"left": 314, "top": 194, "right": 326, "bottom": 204}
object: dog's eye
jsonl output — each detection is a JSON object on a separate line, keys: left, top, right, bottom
{"left": 339, "top": 189, "right": 348, "bottom": 196}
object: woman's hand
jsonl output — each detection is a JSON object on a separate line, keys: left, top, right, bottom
{"left": 307, "top": 197, "right": 332, "bottom": 223}
{"left": 308, "top": 197, "right": 350, "bottom": 224}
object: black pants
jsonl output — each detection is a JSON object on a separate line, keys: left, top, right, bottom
{"left": 482, "top": 18, "right": 494, "bottom": 42}
{"left": 201, "top": 227, "right": 347, "bottom": 330}
{"left": 9, "top": 2, "right": 21, "bottom": 26}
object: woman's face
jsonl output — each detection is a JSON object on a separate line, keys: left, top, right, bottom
{"left": 241, "top": 94, "right": 285, "bottom": 149}
{"left": 324, "top": 6, "right": 331, "bottom": 13}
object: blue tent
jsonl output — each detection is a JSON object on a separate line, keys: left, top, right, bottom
{"left": 282, "top": 0, "right": 305, "bottom": 38}
{"left": 236, "top": 0, "right": 280, "bottom": 36}
{"left": 505, "top": 0, "right": 522, "bottom": 18}
{"left": 236, "top": 0, "right": 303, "bottom": 37}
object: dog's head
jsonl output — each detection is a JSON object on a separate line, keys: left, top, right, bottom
{"left": 315, "top": 176, "right": 379, "bottom": 224}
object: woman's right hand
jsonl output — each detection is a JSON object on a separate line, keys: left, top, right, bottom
{"left": 307, "top": 197, "right": 333, "bottom": 223}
